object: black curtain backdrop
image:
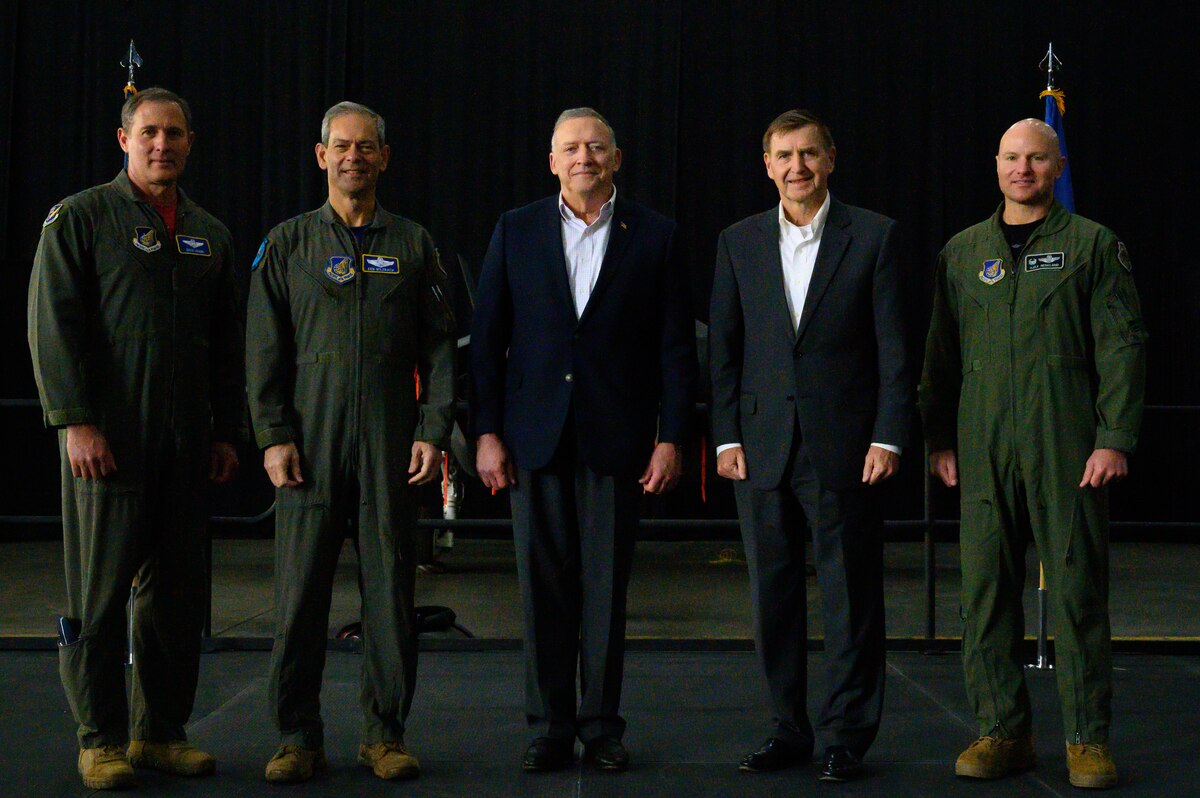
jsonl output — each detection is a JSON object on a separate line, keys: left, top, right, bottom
{"left": 2, "top": 0, "right": 1197, "bottom": 533}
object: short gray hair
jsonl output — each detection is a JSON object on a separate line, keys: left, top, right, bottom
{"left": 551, "top": 107, "right": 617, "bottom": 149}
{"left": 321, "top": 101, "right": 386, "bottom": 146}
{"left": 121, "top": 87, "right": 193, "bottom": 132}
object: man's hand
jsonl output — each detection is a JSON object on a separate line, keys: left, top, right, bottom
{"left": 716, "top": 446, "right": 748, "bottom": 481}
{"left": 1080, "top": 448, "right": 1128, "bottom": 488}
{"left": 209, "top": 441, "right": 239, "bottom": 484}
{"left": 476, "top": 433, "right": 517, "bottom": 490}
{"left": 639, "top": 442, "right": 683, "bottom": 494}
{"left": 263, "top": 442, "right": 304, "bottom": 488}
{"left": 862, "top": 445, "right": 900, "bottom": 485}
{"left": 929, "top": 449, "right": 958, "bottom": 488}
{"left": 66, "top": 423, "right": 117, "bottom": 480}
{"left": 409, "top": 441, "right": 441, "bottom": 485}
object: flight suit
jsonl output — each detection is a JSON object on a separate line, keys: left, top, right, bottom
{"left": 27, "top": 170, "right": 245, "bottom": 748}
{"left": 920, "top": 201, "right": 1146, "bottom": 744}
{"left": 246, "top": 202, "right": 454, "bottom": 748}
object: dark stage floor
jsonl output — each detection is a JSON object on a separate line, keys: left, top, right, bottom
{"left": 2, "top": 649, "right": 1196, "bottom": 797}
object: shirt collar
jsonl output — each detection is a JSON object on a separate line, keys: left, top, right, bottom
{"left": 778, "top": 191, "right": 831, "bottom": 241}
{"left": 558, "top": 186, "right": 617, "bottom": 226}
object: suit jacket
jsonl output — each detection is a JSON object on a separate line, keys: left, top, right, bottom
{"left": 471, "top": 194, "right": 695, "bottom": 476}
{"left": 709, "top": 196, "right": 911, "bottom": 492}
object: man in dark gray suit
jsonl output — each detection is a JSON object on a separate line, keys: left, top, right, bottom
{"left": 709, "top": 109, "right": 912, "bottom": 782}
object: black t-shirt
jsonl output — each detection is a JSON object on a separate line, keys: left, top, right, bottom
{"left": 998, "top": 217, "right": 1046, "bottom": 258}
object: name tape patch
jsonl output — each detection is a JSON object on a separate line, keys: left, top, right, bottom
{"left": 1024, "top": 251, "right": 1065, "bottom": 272}
{"left": 176, "top": 235, "right": 212, "bottom": 256}
{"left": 363, "top": 254, "right": 400, "bottom": 274}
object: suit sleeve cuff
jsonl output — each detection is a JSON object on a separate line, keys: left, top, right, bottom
{"left": 715, "top": 442, "right": 741, "bottom": 455}
{"left": 871, "top": 442, "right": 902, "bottom": 455}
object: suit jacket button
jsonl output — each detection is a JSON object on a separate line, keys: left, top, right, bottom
{"left": 565, "top": 373, "right": 573, "bottom": 383}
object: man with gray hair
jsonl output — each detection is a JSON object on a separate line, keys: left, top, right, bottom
{"left": 471, "top": 107, "right": 695, "bottom": 772}
{"left": 921, "top": 118, "right": 1145, "bottom": 789}
{"left": 247, "top": 100, "right": 455, "bottom": 783}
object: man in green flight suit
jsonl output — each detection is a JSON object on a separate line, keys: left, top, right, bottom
{"left": 920, "top": 119, "right": 1146, "bottom": 790}
{"left": 247, "top": 101, "right": 455, "bottom": 784}
{"left": 28, "top": 88, "right": 245, "bottom": 790}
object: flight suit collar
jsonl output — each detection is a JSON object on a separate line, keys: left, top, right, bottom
{"left": 988, "top": 199, "right": 1071, "bottom": 239}
{"left": 110, "top": 169, "right": 195, "bottom": 213}
{"left": 318, "top": 200, "right": 394, "bottom": 229}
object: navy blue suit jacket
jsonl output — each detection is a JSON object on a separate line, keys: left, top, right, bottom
{"left": 471, "top": 194, "right": 695, "bottom": 476}
{"left": 709, "top": 196, "right": 912, "bottom": 491}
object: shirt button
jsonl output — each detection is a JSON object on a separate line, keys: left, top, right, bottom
{"left": 565, "top": 373, "right": 573, "bottom": 383}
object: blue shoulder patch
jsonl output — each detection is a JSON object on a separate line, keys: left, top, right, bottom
{"left": 251, "top": 238, "right": 268, "bottom": 271}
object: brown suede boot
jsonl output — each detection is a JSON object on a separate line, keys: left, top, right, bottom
{"left": 127, "top": 740, "right": 216, "bottom": 776}
{"left": 358, "top": 740, "right": 421, "bottom": 780}
{"left": 1067, "top": 742, "right": 1118, "bottom": 789}
{"left": 264, "top": 744, "right": 327, "bottom": 783}
{"left": 78, "top": 745, "right": 137, "bottom": 790}
{"left": 954, "top": 734, "right": 1036, "bottom": 779}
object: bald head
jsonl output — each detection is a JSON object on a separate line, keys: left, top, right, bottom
{"left": 995, "top": 118, "right": 1066, "bottom": 220}
{"left": 999, "top": 118, "right": 1061, "bottom": 158}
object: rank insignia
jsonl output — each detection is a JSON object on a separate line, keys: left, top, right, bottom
{"left": 176, "top": 235, "right": 212, "bottom": 256}
{"left": 978, "top": 259, "right": 1005, "bottom": 285}
{"left": 43, "top": 203, "right": 63, "bottom": 227}
{"left": 325, "top": 255, "right": 356, "bottom": 284}
{"left": 1024, "top": 251, "right": 1065, "bottom": 272}
{"left": 363, "top": 253, "right": 400, "bottom": 274}
{"left": 251, "top": 238, "right": 268, "bottom": 271}
{"left": 1117, "top": 241, "right": 1132, "bottom": 272}
{"left": 132, "top": 226, "right": 162, "bottom": 253}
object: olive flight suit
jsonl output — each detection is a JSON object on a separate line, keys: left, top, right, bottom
{"left": 27, "top": 170, "right": 245, "bottom": 749}
{"left": 920, "top": 201, "right": 1146, "bottom": 744}
{"left": 246, "top": 203, "right": 454, "bottom": 749}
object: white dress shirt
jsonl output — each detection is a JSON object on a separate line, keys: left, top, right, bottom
{"left": 559, "top": 187, "right": 616, "bottom": 318}
{"left": 717, "top": 194, "right": 899, "bottom": 457}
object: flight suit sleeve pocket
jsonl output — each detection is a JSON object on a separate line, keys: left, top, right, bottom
{"left": 1106, "top": 288, "right": 1148, "bottom": 345}
{"left": 961, "top": 359, "right": 984, "bottom": 376}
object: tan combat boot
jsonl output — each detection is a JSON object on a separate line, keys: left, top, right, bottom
{"left": 954, "top": 733, "right": 1036, "bottom": 779}
{"left": 127, "top": 740, "right": 216, "bottom": 776}
{"left": 264, "top": 744, "right": 327, "bottom": 783}
{"left": 1067, "top": 742, "right": 1118, "bottom": 789}
{"left": 358, "top": 740, "right": 421, "bottom": 780}
{"left": 78, "top": 745, "right": 137, "bottom": 789}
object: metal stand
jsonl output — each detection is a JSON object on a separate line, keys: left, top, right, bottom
{"left": 1028, "top": 563, "right": 1054, "bottom": 670}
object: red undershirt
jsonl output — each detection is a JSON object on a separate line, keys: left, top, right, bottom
{"left": 152, "top": 200, "right": 178, "bottom": 239}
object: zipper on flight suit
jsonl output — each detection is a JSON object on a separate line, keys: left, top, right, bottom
{"left": 350, "top": 225, "right": 365, "bottom": 470}
{"left": 1006, "top": 227, "right": 1047, "bottom": 474}
{"left": 143, "top": 201, "right": 178, "bottom": 438}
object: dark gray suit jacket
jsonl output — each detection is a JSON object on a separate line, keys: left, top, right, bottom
{"left": 708, "top": 196, "right": 912, "bottom": 491}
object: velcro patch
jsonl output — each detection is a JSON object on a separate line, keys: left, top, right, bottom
{"left": 251, "top": 238, "right": 268, "bottom": 271}
{"left": 1024, "top": 251, "right": 1065, "bottom": 272}
{"left": 978, "top": 259, "right": 1005, "bottom": 285}
{"left": 325, "top": 255, "right": 355, "bottom": 284}
{"left": 132, "top": 226, "right": 162, "bottom": 253}
{"left": 176, "top": 235, "right": 212, "bottom": 256}
{"left": 363, "top": 254, "right": 399, "bottom": 274}
{"left": 43, "top": 203, "right": 63, "bottom": 227}
{"left": 1116, "top": 241, "right": 1132, "bottom": 272}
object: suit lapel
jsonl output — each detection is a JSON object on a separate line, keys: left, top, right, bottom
{"left": 577, "top": 198, "right": 635, "bottom": 327}
{"left": 795, "top": 197, "right": 851, "bottom": 344}
{"left": 541, "top": 198, "right": 576, "bottom": 316}
{"left": 755, "top": 210, "right": 797, "bottom": 345}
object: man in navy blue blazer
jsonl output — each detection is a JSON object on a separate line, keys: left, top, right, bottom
{"left": 471, "top": 108, "right": 695, "bottom": 772}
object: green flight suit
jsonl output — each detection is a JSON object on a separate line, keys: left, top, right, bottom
{"left": 27, "top": 170, "right": 245, "bottom": 749}
{"left": 920, "top": 201, "right": 1146, "bottom": 744}
{"left": 246, "top": 202, "right": 454, "bottom": 748}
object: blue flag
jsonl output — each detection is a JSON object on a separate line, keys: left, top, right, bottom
{"left": 1041, "top": 90, "right": 1075, "bottom": 212}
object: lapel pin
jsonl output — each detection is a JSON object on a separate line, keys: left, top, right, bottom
{"left": 620, "top": 222, "right": 627, "bottom": 230}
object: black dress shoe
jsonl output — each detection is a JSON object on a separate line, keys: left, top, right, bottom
{"left": 739, "top": 737, "right": 812, "bottom": 772}
{"left": 522, "top": 737, "right": 574, "bottom": 772}
{"left": 819, "top": 746, "right": 864, "bottom": 782}
{"left": 584, "top": 737, "right": 629, "bottom": 771}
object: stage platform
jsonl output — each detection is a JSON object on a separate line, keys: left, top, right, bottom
{"left": 2, "top": 648, "right": 1196, "bottom": 797}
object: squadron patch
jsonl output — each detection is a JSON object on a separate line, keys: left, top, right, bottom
{"left": 325, "top": 254, "right": 356, "bottom": 284}
{"left": 176, "top": 235, "right": 212, "bottom": 256}
{"left": 978, "top": 259, "right": 1005, "bottom": 285}
{"left": 1117, "top": 241, "right": 1132, "bottom": 272}
{"left": 251, "top": 238, "right": 268, "bottom": 271}
{"left": 362, "top": 254, "right": 400, "bottom": 274}
{"left": 43, "top": 203, "right": 63, "bottom": 227}
{"left": 1024, "top": 251, "right": 1065, "bottom": 272}
{"left": 132, "top": 226, "right": 162, "bottom": 253}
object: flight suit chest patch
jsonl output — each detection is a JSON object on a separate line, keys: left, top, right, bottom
{"left": 978, "top": 259, "right": 1006, "bottom": 285}
{"left": 132, "top": 226, "right": 162, "bottom": 253}
{"left": 1024, "top": 251, "right": 1065, "bottom": 272}
{"left": 325, "top": 254, "right": 356, "bottom": 284}
{"left": 362, "top": 253, "right": 400, "bottom": 274}
{"left": 176, "top": 235, "right": 211, "bottom": 256}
